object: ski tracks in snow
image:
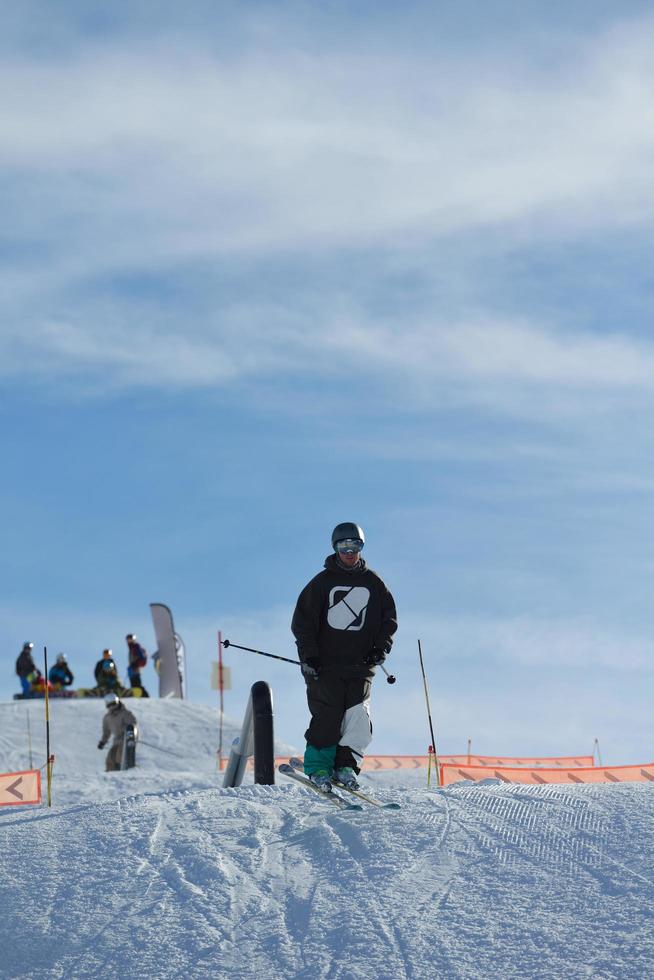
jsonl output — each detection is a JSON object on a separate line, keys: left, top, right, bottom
{"left": 266, "top": 784, "right": 459, "bottom": 980}
{"left": 422, "top": 782, "right": 654, "bottom": 978}
{"left": 4, "top": 777, "right": 654, "bottom": 979}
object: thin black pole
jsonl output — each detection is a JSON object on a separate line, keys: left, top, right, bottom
{"left": 26, "top": 709, "right": 33, "bottom": 769}
{"left": 417, "top": 639, "right": 440, "bottom": 787}
{"left": 44, "top": 647, "right": 53, "bottom": 806}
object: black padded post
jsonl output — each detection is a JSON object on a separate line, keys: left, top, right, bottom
{"left": 251, "top": 681, "right": 275, "bottom": 785}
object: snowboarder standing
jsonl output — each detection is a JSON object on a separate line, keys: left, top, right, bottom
{"left": 125, "top": 634, "right": 149, "bottom": 697}
{"left": 15, "top": 642, "right": 38, "bottom": 697}
{"left": 97, "top": 694, "right": 137, "bottom": 771}
{"left": 291, "top": 522, "right": 397, "bottom": 793}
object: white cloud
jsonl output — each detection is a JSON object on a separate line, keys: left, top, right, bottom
{"left": 3, "top": 18, "right": 654, "bottom": 258}
{"left": 8, "top": 309, "right": 654, "bottom": 408}
{"left": 3, "top": 15, "right": 654, "bottom": 414}
{"left": 322, "top": 317, "right": 654, "bottom": 389}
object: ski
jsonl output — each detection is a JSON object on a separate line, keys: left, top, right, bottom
{"left": 288, "top": 758, "right": 401, "bottom": 810}
{"left": 278, "top": 764, "right": 363, "bottom": 810}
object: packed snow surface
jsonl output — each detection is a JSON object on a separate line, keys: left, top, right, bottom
{"left": 1, "top": 699, "right": 653, "bottom": 979}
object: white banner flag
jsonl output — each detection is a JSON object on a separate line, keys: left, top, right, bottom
{"left": 150, "top": 603, "right": 185, "bottom": 699}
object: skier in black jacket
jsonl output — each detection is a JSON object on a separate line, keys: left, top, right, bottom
{"left": 16, "top": 642, "right": 38, "bottom": 697}
{"left": 291, "top": 522, "right": 397, "bottom": 793}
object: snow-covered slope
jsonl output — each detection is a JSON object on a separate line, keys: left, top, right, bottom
{"left": 1, "top": 699, "right": 653, "bottom": 979}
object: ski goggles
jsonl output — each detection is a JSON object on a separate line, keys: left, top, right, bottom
{"left": 335, "top": 538, "right": 364, "bottom": 555}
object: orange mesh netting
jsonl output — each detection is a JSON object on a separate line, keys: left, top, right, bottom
{"left": 271, "top": 755, "right": 429, "bottom": 771}
{"left": 359, "top": 755, "right": 595, "bottom": 771}
{"left": 437, "top": 754, "right": 595, "bottom": 768}
{"left": 271, "top": 754, "right": 595, "bottom": 772}
{"left": 439, "top": 762, "right": 654, "bottom": 786}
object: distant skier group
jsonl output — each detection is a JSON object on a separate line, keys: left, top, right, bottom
{"left": 15, "top": 640, "right": 141, "bottom": 772}
{"left": 14, "top": 634, "right": 151, "bottom": 699}
{"left": 15, "top": 643, "right": 70, "bottom": 696}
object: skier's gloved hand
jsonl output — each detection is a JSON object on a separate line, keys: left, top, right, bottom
{"left": 364, "top": 649, "right": 386, "bottom": 667}
{"left": 300, "top": 659, "right": 321, "bottom": 680}
{"left": 97, "top": 741, "right": 106, "bottom": 749}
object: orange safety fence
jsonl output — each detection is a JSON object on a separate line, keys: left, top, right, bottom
{"left": 271, "top": 755, "right": 430, "bottom": 771}
{"left": 361, "top": 755, "right": 430, "bottom": 771}
{"left": 439, "top": 761, "right": 654, "bottom": 786}
{"left": 438, "top": 754, "right": 595, "bottom": 768}
{"left": 271, "top": 753, "right": 595, "bottom": 771}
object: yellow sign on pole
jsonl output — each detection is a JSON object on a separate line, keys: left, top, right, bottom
{"left": 211, "top": 663, "right": 232, "bottom": 690}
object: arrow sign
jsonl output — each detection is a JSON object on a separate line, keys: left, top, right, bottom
{"left": 6, "top": 778, "right": 23, "bottom": 800}
{"left": 0, "top": 769, "right": 41, "bottom": 806}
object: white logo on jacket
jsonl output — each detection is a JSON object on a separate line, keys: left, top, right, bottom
{"left": 327, "top": 586, "right": 370, "bottom": 631}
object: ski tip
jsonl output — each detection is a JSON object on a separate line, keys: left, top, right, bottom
{"left": 383, "top": 803, "right": 402, "bottom": 810}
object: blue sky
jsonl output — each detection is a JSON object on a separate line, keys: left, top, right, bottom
{"left": 3, "top": 1, "right": 654, "bottom": 763}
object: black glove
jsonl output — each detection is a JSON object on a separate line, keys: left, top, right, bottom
{"left": 300, "top": 659, "right": 321, "bottom": 680}
{"left": 364, "top": 649, "right": 386, "bottom": 667}
{"left": 97, "top": 741, "right": 106, "bottom": 749}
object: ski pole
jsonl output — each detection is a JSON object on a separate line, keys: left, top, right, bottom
{"left": 417, "top": 639, "right": 440, "bottom": 787}
{"left": 224, "top": 638, "right": 398, "bottom": 686}
{"left": 217, "top": 630, "right": 224, "bottom": 771}
{"left": 222, "top": 639, "right": 301, "bottom": 667}
{"left": 44, "top": 646, "right": 53, "bottom": 806}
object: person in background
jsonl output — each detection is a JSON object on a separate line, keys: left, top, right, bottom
{"left": 16, "top": 642, "right": 38, "bottom": 696}
{"left": 48, "top": 653, "right": 74, "bottom": 690}
{"left": 97, "top": 693, "right": 137, "bottom": 771}
{"left": 94, "top": 649, "right": 122, "bottom": 694}
{"left": 125, "top": 634, "right": 149, "bottom": 697}
{"left": 291, "top": 521, "right": 398, "bottom": 793}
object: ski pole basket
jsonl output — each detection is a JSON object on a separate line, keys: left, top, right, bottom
{"left": 222, "top": 681, "right": 275, "bottom": 787}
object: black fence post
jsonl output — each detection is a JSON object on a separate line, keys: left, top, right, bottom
{"left": 251, "top": 681, "right": 274, "bottom": 785}
{"left": 222, "top": 681, "right": 275, "bottom": 787}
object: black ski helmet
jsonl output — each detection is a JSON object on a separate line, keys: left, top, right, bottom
{"left": 331, "top": 522, "right": 365, "bottom": 550}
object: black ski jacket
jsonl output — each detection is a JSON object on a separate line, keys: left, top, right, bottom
{"left": 292, "top": 555, "right": 397, "bottom": 677}
{"left": 94, "top": 658, "right": 118, "bottom": 684}
{"left": 16, "top": 649, "right": 36, "bottom": 678}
